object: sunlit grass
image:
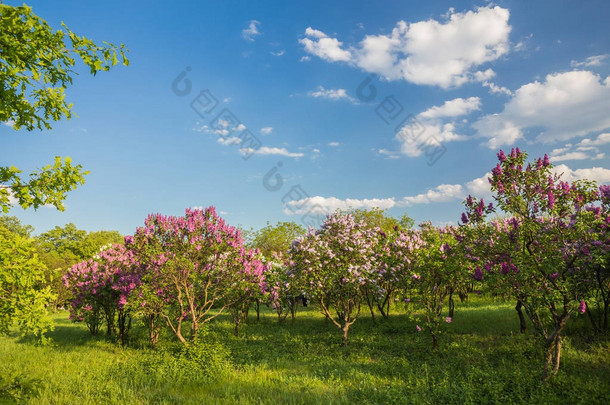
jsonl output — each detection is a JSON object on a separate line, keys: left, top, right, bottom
{"left": 1, "top": 297, "right": 609, "bottom": 404}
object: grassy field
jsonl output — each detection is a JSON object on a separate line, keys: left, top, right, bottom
{"left": 1, "top": 297, "right": 609, "bottom": 404}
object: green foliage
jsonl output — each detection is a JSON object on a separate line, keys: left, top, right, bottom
{"left": 0, "top": 364, "right": 42, "bottom": 403}
{"left": 0, "top": 157, "right": 89, "bottom": 213}
{"left": 250, "top": 221, "right": 305, "bottom": 258}
{"left": 0, "top": 215, "right": 34, "bottom": 237}
{"left": 0, "top": 4, "right": 129, "bottom": 131}
{"left": 347, "top": 207, "right": 406, "bottom": 233}
{"left": 0, "top": 226, "right": 55, "bottom": 340}
{"left": 34, "top": 223, "right": 123, "bottom": 309}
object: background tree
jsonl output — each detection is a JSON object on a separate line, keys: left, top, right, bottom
{"left": 250, "top": 221, "right": 305, "bottom": 258}
{"left": 290, "top": 212, "right": 380, "bottom": 345}
{"left": 0, "top": 4, "right": 128, "bottom": 213}
{"left": 34, "top": 224, "right": 123, "bottom": 309}
{"left": 0, "top": 215, "right": 34, "bottom": 238}
{"left": 0, "top": 224, "right": 55, "bottom": 341}
{"left": 250, "top": 221, "right": 306, "bottom": 319}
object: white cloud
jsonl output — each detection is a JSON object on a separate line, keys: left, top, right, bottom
{"left": 308, "top": 86, "right": 357, "bottom": 103}
{"left": 299, "top": 27, "right": 352, "bottom": 62}
{"left": 3, "top": 120, "right": 15, "bottom": 127}
{"left": 239, "top": 146, "right": 304, "bottom": 158}
{"left": 570, "top": 54, "right": 608, "bottom": 68}
{"left": 300, "top": 56, "right": 311, "bottom": 62}
{"left": 242, "top": 20, "right": 261, "bottom": 42}
{"left": 419, "top": 97, "right": 481, "bottom": 119}
{"left": 397, "top": 122, "right": 465, "bottom": 157}
{"left": 260, "top": 126, "right": 273, "bottom": 135}
{"left": 328, "top": 141, "right": 340, "bottom": 147}
{"left": 271, "top": 50, "right": 285, "bottom": 56}
{"left": 481, "top": 81, "right": 513, "bottom": 96}
{"left": 217, "top": 136, "right": 242, "bottom": 146}
{"left": 283, "top": 162, "right": 610, "bottom": 219}
{"left": 474, "top": 69, "right": 496, "bottom": 82}
{"left": 474, "top": 70, "right": 610, "bottom": 147}
{"left": 578, "top": 133, "right": 610, "bottom": 147}
{"left": 395, "top": 97, "right": 478, "bottom": 158}
{"left": 553, "top": 164, "right": 610, "bottom": 184}
{"left": 300, "top": 6, "right": 511, "bottom": 88}
{"left": 284, "top": 196, "right": 397, "bottom": 215}
{"left": 223, "top": 97, "right": 231, "bottom": 103}
{"left": 550, "top": 151, "right": 605, "bottom": 162}
{"left": 401, "top": 184, "right": 465, "bottom": 205}
{"left": 376, "top": 148, "right": 401, "bottom": 159}
{"left": 549, "top": 133, "right": 610, "bottom": 162}
{"left": 513, "top": 34, "right": 533, "bottom": 52}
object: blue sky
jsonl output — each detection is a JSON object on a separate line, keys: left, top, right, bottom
{"left": 3, "top": 0, "right": 610, "bottom": 235}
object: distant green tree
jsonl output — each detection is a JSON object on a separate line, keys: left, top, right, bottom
{"left": 346, "top": 208, "right": 413, "bottom": 233}
{"left": 0, "top": 215, "right": 34, "bottom": 238}
{"left": 0, "top": 4, "right": 129, "bottom": 213}
{"left": 34, "top": 224, "right": 123, "bottom": 309}
{"left": 251, "top": 221, "right": 306, "bottom": 258}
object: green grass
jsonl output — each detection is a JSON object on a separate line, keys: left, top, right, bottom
{"left": 1, "top": 298, "right": 609, "bottom": 404}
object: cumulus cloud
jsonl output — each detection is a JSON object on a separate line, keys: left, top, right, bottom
{"left": 299, "top": 27, "right": 352, "bottom": 62}
{"left": 395, "top": 97, "right": 479, "bottom": 157}
{"left": 578, "top": 132, "right": 610, "bottom": 147}
{"left": 401, "top": 184, "right": 465, "bottom": 205}
{"left": 260, "top": 126, "right": 273, "bottom": 135}
{"left": 375, "top": 148, "right": 401, "bottom": 159}
{"left": 308, "top": 86, "right": 357, "bottom": 103}
{"left": 328, "top": 141, "right": 340, "bottom": 147}
{"left": 397, "top": 122, "right": 465, "bottom": 157}
{"left": 570, "top": 54, "right": 608, "bottom": 68}
{"left": 284, "top": 196, "right": 397, "bottom": 215}
{"left": 242, "top": 20, "right": 261, "bottom": 42}
{"left": 553, "top": 164, "right": 610, "bottom": 184}
{"left": 239, "top": 146, "right": 304, "bottom": 158}
{"left": 474, "top": 70, "right": 610, "bottom": 147}
{"left": 217, "top": 136, "right": 242, "bottom": 146}
{"left": 549, "top": 133, "right": 610, "bottom": 162}
{"left": 419, "top": 97, "right": 481, "bottom": 119}
{"left": 283, "top": 161, "right": 610, "bottom": 219}
{"left": 481, "top": 81, "right": 513, "bottom": 96}
{"left": 300, "top": 6, "right": 511, "bottom": 88}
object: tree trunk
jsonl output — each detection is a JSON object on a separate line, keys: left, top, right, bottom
{"left": 432, "top": 333, "right": 438, "bottom": 350}
{"left": 448, "top": 292, "right": 455, "bottom": 318}
{"left": 586, "top": 304, "right": 600, "bottom": 333}
{"left": 366, "top": 292, "right": 376, "bottom": 323}
{"left": 342, "top": 324, "right": 349, "bottom": 346}
{"left": 604, "top": 300, "right": 610, "bottom": 330}
{"left": 542, "top": 314, "right": 568, "bottom": 380}
{"left": 176, "top": 329, "right": 187, "bottom": 346}
{"left": 256, "top": 299, "right": 260, "bottom": 322}
{"left": 516, "top": 300, "right": 527, "bottom": 333}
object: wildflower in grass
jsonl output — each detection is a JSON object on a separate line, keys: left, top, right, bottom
{"left": 416, "top": 325, "right": 421, "bottom": 332}
{"left": 445, "top": 317, "right": 452, "bottom": 323}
